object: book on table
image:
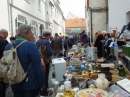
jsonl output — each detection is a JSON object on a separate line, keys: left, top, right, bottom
{"left": 116, "top": 78, "right": 130, "bottom": 93}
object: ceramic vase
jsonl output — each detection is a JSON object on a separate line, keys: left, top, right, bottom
{"left": 95, "top": 73, "right": 109, "bottom": 90}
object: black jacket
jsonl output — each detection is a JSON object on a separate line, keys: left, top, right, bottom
{"left": 0, "top": 36, "right": 8, "bottom": 59}
{"left": 94, "top": 35, "right": 104, "bottom": 57}
{"left": 104, "top": 39, "right": 113, "bottom": 57}
{"left": 51, "top": 37, "right": 62, "bottom": 50}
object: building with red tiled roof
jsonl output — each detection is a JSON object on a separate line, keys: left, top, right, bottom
{"left": 65, "top": 17, "right": 86, "bottom": 34}
{"left": 66, "top": 12, "right": 81, "bottom": 19}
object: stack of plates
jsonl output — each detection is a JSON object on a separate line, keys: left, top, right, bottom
{"left": 77, "top": 88, "right": 108, "bottom": 97}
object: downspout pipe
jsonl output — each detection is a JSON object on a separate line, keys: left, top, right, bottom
{"left": 7, "top": 0, "right": 10, "bottom": 33}
{"left": 8, "top": 0, "right": 13, "bottom": 36}
{"left": 88, "top": 7, "right": 93, "bottom": 42}
{"left": 90, "top": 8, "right": 93, "bottom": 41}
{"left": 88, "top": 0, "right": 93, "bottom": 42}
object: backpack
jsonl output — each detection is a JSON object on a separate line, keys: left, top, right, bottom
{"left": 39, "top": 40, "right": 52, "bottom": 64}
{"left": 0, "top": 40, "right": 31, "bottom": 84}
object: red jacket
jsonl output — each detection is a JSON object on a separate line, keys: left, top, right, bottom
{"left": 79, "top": 36, "right": 83, "bottom": 42}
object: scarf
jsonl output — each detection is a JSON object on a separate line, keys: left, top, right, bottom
{"left": 16, "top": 36, "right": 27, "bottom": 41}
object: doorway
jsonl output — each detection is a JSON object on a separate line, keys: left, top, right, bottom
{"left": 39, "top": 24, "right": 44, "bottom": 36}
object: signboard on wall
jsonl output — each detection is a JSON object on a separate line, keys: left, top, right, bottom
{"left": 71, "top": 28, "right": 81, "bottom": 32}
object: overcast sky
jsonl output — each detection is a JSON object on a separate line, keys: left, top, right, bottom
{"left": 60, "top": 0, "right": 85, "bottom": 18}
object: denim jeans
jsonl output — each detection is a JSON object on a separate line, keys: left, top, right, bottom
{"left": 40, "top": 63, "right": 50, "bottom": 96}
{"left": 11, "top": 87, "right": 39, "bottom": 97}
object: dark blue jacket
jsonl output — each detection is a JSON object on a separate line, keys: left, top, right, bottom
{"left": 82, "top": 33, "right": 89, "bottom": 43}
{"left": 64, "top": 39, "right": 68, "bottom": 46}
{"left": 36, "top": 38, "right": 52, "bottom": 56}
{"left": 4, "top": 40, "right": 45, "bottom": 90}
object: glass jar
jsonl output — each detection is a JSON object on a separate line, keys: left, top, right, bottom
{"left": 62, "top": 91, "right": 75, "bottom": 97}
{"left": 119, "top": 65, "right": 126, "bottom": 77}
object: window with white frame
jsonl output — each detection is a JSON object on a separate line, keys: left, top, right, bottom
{"left": 50, "top": 28, "right": 52, "bottom": 33}
{"left": 49, "top": 4, "right": 53, "bottom": 17}
{"left": 49, "top": 1, "right": 54, "bottom": 17}
{"left": 15, "top": 15, "right": 27, "bottom": 33}
{"left": 31, "top": 20, "right": 38, "bottom": 37}
{"left": 54, "top": 23, "right": 57, "bottom": 30}
{"left": 55, "top": 9, "right": 56, "bottom": 17}
{"left": 57, "top": 11, "right": 58, "bottom": 18}
{"left": 54, "top": 23, "right": 56, "bottom": 29}
{"left": 56, "top": 24, "right": 57, "bottom": 30}
{"left": 38, "top": 0, "right": 41, "bottom": 11}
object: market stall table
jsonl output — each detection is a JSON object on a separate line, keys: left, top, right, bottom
{"left": 48, "top": 45, "right": 130, "bottom": 97}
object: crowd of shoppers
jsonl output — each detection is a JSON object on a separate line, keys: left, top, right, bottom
{"left": 0, "top": 24, "right": 54, "bottom": 97}
{"left": 94, "top": 31, "right": 116, "bottom": 58}
{"left": 0, "top": 24, "right": 100, "bottom": 97}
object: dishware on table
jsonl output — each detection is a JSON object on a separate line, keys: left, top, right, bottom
{"left": 77, "top": 88, "right": 108, "bottom": 97}
{"left": 53, "top": 81, "right": 59, "bottom": 90}
{"left": 62, "top": 90, "right": 75, "bottom": 97}
{"left": 80, "top": 65, "right": 85, "bottom": 70}
{"left": 94, "top": 73, "right": 109, "bottom": 90}
{"left": 52, "top": 81, "right": 59, "bottom": 97}
{"left": 86, "top": 79, "right": 95, "bottom": 88}
{"left": 70, "top": 77, "right": 79, "bottom": 87}
{"left": 73, "top": 87, "right": 79, "bottom": 97}
{"left": 64, "top": 80, "right": 72, "bottom": 91}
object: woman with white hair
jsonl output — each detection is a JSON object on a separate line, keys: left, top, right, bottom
{"left": 102, "top": 30, "right": 107, "bottom": 36}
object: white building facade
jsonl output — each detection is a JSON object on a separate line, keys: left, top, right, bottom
{"left": 0, "top": 0, "right": 10, "bottom": 35}
{"left": 108, "top": 0, "right": 130, "bottom": 32}
{"left": 52, "top": 0, "right": 65, "bottom": 36}
{"left": 0, "top": 0, "right": 65, "bottom": 38}
{"left": 85, "top": 0, "right": 108, "bottom": 37}
{"left": 4, "top": 0, "right": 48, "bottom": 38}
